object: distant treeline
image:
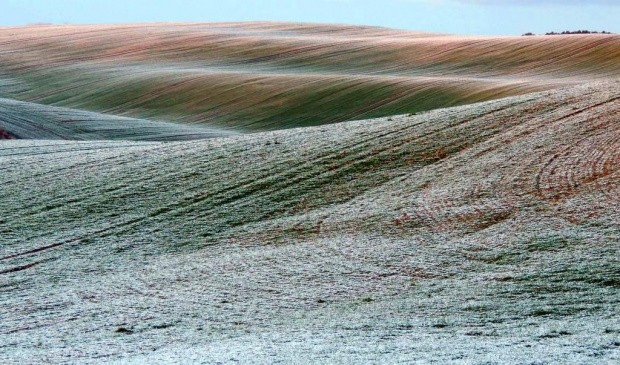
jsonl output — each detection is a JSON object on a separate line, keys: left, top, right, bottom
{"left": 523, "top": 30, "right": 614, "bottom": 36}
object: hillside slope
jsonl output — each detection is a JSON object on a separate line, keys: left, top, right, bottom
{"left": 1, "top": 22, "right": 619, "bottom": 131}
{"left": 0, "top": 97, "right": 235, "bottom": 141}
{"left": 1, "top": 81, "right": 619, "bottom": 363}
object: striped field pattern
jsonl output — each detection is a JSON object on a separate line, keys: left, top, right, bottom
{"left": 0, "top": 22, "right": 619, "bottom": 133}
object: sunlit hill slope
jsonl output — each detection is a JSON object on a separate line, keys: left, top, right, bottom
{"left": 0, "top": 22, "right": 619, "bottom": 133}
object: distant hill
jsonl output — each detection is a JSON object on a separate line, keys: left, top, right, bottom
{"left": 0, "top": 22, "right": 619, "bottom": 133}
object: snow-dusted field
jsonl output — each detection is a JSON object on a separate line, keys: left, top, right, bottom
{"left": 1, "top": 81, "right": 619, "bottom": 363}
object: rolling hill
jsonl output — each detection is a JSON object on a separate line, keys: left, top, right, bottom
{"left": 1, "top": 22, "right": 619, "bottom": 132}
{"left": 1, "top": 78, "right": 619, "bottom": 363}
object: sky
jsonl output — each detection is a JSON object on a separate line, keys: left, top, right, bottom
{"left": 0, "top": 0, "right": 618, "bottom": 36}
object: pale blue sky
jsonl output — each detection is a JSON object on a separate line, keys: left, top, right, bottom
{"left": 1, "top": 0, "right": 618, "bottom": 35}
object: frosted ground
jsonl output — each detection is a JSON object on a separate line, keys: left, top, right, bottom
{"left": 1, "top": 81, "right": 619, "bottom": 363}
